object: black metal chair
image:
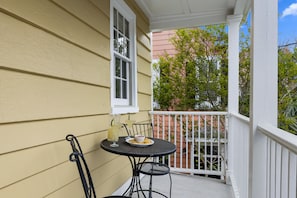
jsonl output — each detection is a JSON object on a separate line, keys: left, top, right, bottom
{"left": 66, "top": 134, "right": 130, "bottom": 198}
{"left": 125, "top": 123, "right": 172, "bottom": 198}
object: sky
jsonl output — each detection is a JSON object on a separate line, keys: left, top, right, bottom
{"left": 241, "top": 1, "right": 297, "bottom": 45}
{"left": 278, "top": 0, "right": 297, "bottom": 44}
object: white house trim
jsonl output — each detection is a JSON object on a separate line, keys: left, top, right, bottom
{"left": 250, "top": 0, "right": 278, "bottom": 197}
{"left": 227, "top": 14, "right": 242, "bottom": 197}
{"left": 227, "top": 14, "right": 242, "bottom": 114}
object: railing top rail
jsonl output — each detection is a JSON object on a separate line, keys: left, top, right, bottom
{"left": 258, "top": 123, "right": 297, "bottom": 155}
{"left": 229, "top": 112, "right": 250, "bottom": 124}
{"left": 150, "top": 111, "right": 228, "bottom": 116}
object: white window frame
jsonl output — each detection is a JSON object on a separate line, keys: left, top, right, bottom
{"left": 110, "top": 0, "right": 138, "bottom": 114}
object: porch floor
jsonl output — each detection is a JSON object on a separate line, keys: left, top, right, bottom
{"left": 137, "top": 173, "right": 234, "bottom": 198}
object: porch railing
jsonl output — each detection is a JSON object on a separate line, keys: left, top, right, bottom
{"left": 150, "top": 111, "right": 228, "bottom": 180}
{"left": 258, "top": 124, "right": 297, "bottom": 198}
{"left": 228, "top": 112, "right": 250, "bottom": 198}
{"left": 228, "top": 112, "right": 297, "bottom": 198}
{"left": 151, "top": 111, "right": 297, "bottom": 198}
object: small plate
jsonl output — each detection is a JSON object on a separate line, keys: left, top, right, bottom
{"left": 126, "top": 137, "right": 154, "bottom": 147}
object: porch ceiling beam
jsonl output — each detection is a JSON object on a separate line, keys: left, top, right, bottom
{"left": 135, "top": 0, "right": 251, "bottom": 32}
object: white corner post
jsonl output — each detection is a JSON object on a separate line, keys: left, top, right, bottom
{"left": 250, "top": 0, "right": 278, "bottom": 197}
{"left": 227, "top": 14, "right": 242, "bottom": 183}
{"left": 227, "top": 15, "right": 242, "bottom": 114}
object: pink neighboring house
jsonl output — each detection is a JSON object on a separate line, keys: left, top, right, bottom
{"left": 152, "top": 30, "right": 177, "bottom": 60}
{"left": 152, "top": 30, "right": 189, "bottom": 168}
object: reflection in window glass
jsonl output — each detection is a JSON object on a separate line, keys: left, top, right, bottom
{"left": 119, "top": 13, "right": 124, "bottom": 33}
{"left": 125, "top": 19, "right": 129, "bottom": 38}
{"left": 123, "top": 80, "right": 127, "bottom": 99}
{"left": 113, "top": 30, "right": 118, "bottom": 50}
{"left": 122, "top": 61, "right": 127, "bottom": 79}
{"left": 115, "top": 58, "right": 121, "bottom": 77}
{"left": 116, "top": 78, "right": 121, "bottom": 98}
{"left": 113, "top": 8, "right": 117, "bottom": 28}
{"left": 113, "top": 9, "right": 130, "bottom": 58}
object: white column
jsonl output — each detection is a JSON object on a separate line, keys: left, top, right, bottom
{"left": 227, "top": 15, "right": 242, "bottom": 114}
{"left": 250, "top": 0, "right": 278, "bottom": 198}
{"left": 227, "top": 14, "right": 242, "bottom": 180}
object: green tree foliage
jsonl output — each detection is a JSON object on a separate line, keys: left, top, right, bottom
{"left": 153, "top": 55, "right": 175, "bottom": 110}
{"left": 278, "top": 46, "right": 297, "bottom": 134}
{"left": 153, "top": 25, "right": 228, "bottom": 111}
{"left": 238, "top": 26, "right": 251, "bottom": 117}
{"left": 153, "top": 24, "right": 297, "bottom": 134}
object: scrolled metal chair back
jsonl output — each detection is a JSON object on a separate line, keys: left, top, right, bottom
{"left": 66, "top": 134, "right": 96, "bottom": 198}
{"left": 131, "top": 122, "right": 153, "bottom": 138}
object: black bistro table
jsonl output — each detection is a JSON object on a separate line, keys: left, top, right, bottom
{"left": 101, "top": 136, "right": 176, "bottom": 198}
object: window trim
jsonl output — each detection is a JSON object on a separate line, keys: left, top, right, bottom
{"left": 110, "top": 0, "right": 138, "bottom": 114}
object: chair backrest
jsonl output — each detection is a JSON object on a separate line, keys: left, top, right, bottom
{"left": 129, "top": 122, "right": 153, "bottom": 138}
{"left": 66, "top": 134, "right": 96, "bottom": 198}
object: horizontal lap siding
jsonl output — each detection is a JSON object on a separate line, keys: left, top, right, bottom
{"left": 138, "top": 93, "right": 152, "bottom": 111}
{"left": 129, "top": 0, "right": 152, "bottom": 117}
{"left": 0, "top": 0, "right": 110, "bottom": 58}
{"left": 0, "top": 0, "right": 150, "bottom": 197}
{"left": 0, "top": 3, "right": 110, "bottom": 86}
{"left": 0, "top": 70, "right": 110, "bottom": 122}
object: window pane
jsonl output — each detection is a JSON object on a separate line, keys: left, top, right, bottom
{"left": 113, "top": 30, "right": 118, "bottom": 51}
{"left": 126, "top": 40, "right": 130, "bottom": 58}
{"left": 123, "top": 38, "right": 128, "bottom": 57}
{"left": 119, "top": 13, "right": 123, "bottom": 33}
{"left": 122, "top": 80, "right": 127, "bottom": 99}
{"left": 118, "top": 33, "right": 123, "bottom": 54}
{"left": 125, "top": 19, "right": 129, "bottom": 38}
{"left": 113, "top": 8, "right": 117, "bottom": 28}
{"left": 122, "top": 61, "right": 127, "bottom": 79}
{"left": 115, "top": 58, "right": 121, "bottom": 77}
{"left": 115, "top": 79, "right": 121, "bottom": 98}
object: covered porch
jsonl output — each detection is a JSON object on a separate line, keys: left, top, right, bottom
{"left": 135, "top": 0, "right": 296, "bottom": 198}
{"left": 0, "top": 0, "right": 294, "bottom": 197}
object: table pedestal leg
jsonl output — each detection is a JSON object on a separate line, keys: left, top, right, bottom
{"left": 122, "top": 156, "right": 147, "bottom": 198}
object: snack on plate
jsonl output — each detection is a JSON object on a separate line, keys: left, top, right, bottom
{"left": 143, "top": 138, "right": 151, "bottom": 144}
{"left": 130, "top": 138, "right": 151, "bottom": 144}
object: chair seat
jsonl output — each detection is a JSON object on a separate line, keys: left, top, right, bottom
{"left": 138, "top": 162, "right": 170, "bottom": 176}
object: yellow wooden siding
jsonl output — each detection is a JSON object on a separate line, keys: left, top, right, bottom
{"left": 138, "top": 73, "right": 152, "bottom": 95}
{"left": 138, "top": 93, "right": 152, "bottom": 111}
{"left": 0, "top": 70, "right": 110, "bottom": 123}
{"left": 0, "top": 0, "right": 151, "bottom": 197}
{"left": 0, "top": 0, "right": 110, "bottom": 59}
{"left": 90, "top": 0, "right": 110, "bottom": 18}
{"left": 0, "top": 115, "right": 110, "bottom": 154}
{"left": 52, "top": 0, "right": 110, "bottom": 38}
{"left": 0, "top": 11, "right": 110, "bottom": 87}
{"left": 137, "top": 42, "right": 151, "bottom": 63}
{"left": 138, "top": 57, "right": 152, "bottom": 77}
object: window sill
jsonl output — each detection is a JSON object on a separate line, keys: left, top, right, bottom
{"left": 111, "top": 106, "right": 139, "bottom": 115}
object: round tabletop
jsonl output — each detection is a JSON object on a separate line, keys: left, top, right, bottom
{"left": 101, "top": 136, "right": 176, "bottom": 157}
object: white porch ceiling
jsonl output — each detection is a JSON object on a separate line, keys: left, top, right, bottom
{"left": 135, "top": 0, "right": 251, "bottom": 31}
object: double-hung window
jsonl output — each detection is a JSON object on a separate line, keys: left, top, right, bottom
{"left": 110, "top": 0, "right": 138, "bottom": 114}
